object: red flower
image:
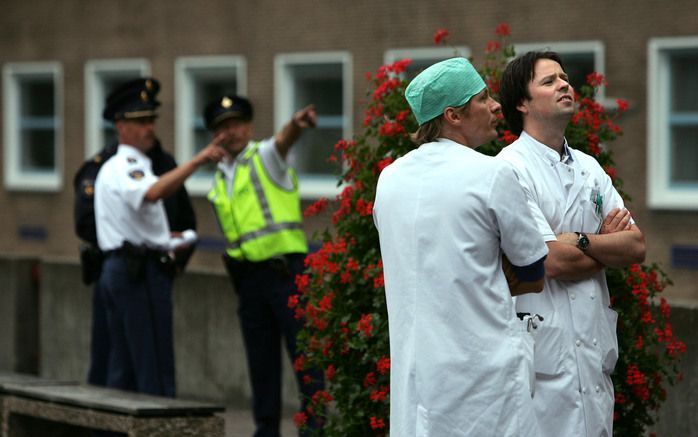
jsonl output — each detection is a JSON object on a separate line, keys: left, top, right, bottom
{"left": 604, "top": 165, "right": 617, "bottom": 181}
{"left": 370, "top": 416, "right": 386, "bottom": 430}
{"left": 357, "top": 313, "right": 374, "bottom": 337}
{"left": 293, "top": 355, "right": 306, "bottom": 372}
{"left": 363, "top": 371, "right": 377, "bottom": 388}
{"left": 369, "top": 386, "right": 389, "bottom": 402}
{"left": 379, "top": 121, "right": 406, "bottom": 137}
{"left": 288, "top": 294, "right": 300, "bottom": 309}
{"left": 495, "top": 23, "right": 511, "bottom": 37}
{"left": 616, "top": 98, "right": 629, "bottom": 113}
{"left": 303, "top": 375, "right": 312, "bottom": 385}
{"left": 586, "top": 72, "right": 607, "bottom": 87}
{"left": 355, "top": 198, "right": 374, "bottom": 216}
{"left": 295, "top": 274, "right": 310, "bottom": 294}
{"left": 293, "top": 412, "right": 308, "bottom": 428}
{"left": 433, "top": 28, "right": 449, "bottom": 45}
{"left": 376, "top": 157, "right": 394, "bottom": 174}
{"left": 304, "top": 197, "right": 329, "bottom": 217}
{"left": 501, "top": 130, "right": 519, "bottom": 145}
{"left": 325, "top": 364, "right": 336, "bottom": 381}
{"left": 485, "top": 40, "right": 502, "bottom": 54}
{"left": 376, "top": 356, "right": 391, "bottom": 375}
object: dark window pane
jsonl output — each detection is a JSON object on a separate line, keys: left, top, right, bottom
{"left": 21, "top": 128, "right": 55, "bottom": 171}
{"left": 296, "top": 78, "right": 343, "bottom": 115}
{"left": 20, "top": 79, "right": 54, "bottom": 117}
{"left": 292, "top": 127, "right": 343, "bottom": 176}
{"left": 670, "top": 52, "right": 698, "bottom": 112}
{"left": 671, "top": 126, "right": 698, "bottom": 183}
{"left": 558, "top": 53, "right": 595, "bottom": 92}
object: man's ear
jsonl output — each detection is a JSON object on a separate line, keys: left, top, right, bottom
{"left": 442, "top": 107, "right": 461, "bottom": 126}
{"left": 516, "top": 100, "right": 528, "bottom": 116}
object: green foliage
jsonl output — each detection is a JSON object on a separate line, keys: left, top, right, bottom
{"left": 293, "top": 24, "right": 685, "bottom": 437}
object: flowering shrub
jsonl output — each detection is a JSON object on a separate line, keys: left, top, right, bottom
{"left": 293, "top": 25, "right": 685, "bottom": 436}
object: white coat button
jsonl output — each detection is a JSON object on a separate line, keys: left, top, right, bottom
{"left": 570, "top": 292, "right": 576, "bottom": 300}
{"left": 590, "top": 293, "right": 595, "bottom": 300}
{"left": 582, "top": 387, "right": 588, "bottom": 394}
{"left": 575, "top": 340, "right": 582, "bottom": 347}
{"left": 593, "top": 338, "right": 598, "bottom": 346}
{"left": 595, "top": 385, "right": 601, "bottom": 393}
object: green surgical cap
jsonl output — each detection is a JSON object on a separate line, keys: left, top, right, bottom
{"left": 405, "top": 57, "right": 486, "bottom": 126}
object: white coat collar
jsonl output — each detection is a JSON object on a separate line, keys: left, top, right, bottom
{"left": 519, "top": 131, "right": 573, "bottom": 164}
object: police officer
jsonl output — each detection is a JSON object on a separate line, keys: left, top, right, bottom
{"left": 73, "top": 79, "right": 197, "bottom": 388}
{"left": 205, "top": 95, "right": 323, "bottom": 436}
{"left": 94, "top": 78, "right": 225, "bottom": 396}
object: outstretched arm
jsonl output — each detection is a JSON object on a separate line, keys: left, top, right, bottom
{"left": 274, "top": 105, "right": 317, "bottom": 159}
{"left": 145, "top": 135, "right": 228, "bottom": 202}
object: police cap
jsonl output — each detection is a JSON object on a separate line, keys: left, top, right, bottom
{"left": 204, "top": 95, "right": 253, "bottom": 130}
{"left": 102, "top": 77, "right": 161, "bottom": 122}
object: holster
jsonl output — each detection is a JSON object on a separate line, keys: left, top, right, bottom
{"left": 79, "top": 243, "right": 103, "bottom": 285}
{"left": 121, "top": 241, "right": 148, "bottom": 280}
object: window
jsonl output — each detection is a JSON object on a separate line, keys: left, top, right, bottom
{"left": 84, "top": 59, "right": 150, "bottom": 157}
{"left": 275, "top": 52, "right": 352, "bottom": 198}
{"left": 648, "top": 37, "right": 698, "bottom": 209}
{"left": 514, "top": 41, "right": 606, "bottom": 102}
{"left": 175, "top": 56, "right": 246, "bottom": 195}
{"left": 3, "top": 62, "right": 63, "bottom": 191}
{"left": 384, "top": 46, "right": 471, "bottom": 80}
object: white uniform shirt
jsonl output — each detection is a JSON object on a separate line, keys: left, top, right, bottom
{"left": 497, "top": 131, "right": 628, "bottom": 437}
{"left": 215, "top": 138, "right": 292, "bottom": 195}
{"left": 94, "top": 144, "right": 170, "bottom": 251}
{"left": 374, "top": 138, "right": 549, "bottom": 437}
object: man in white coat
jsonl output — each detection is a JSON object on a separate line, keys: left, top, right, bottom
{"left": 373, "top": 57, "right": 549, "bottom": 436}
{"left": 496, "top": 51, "right": 646, "bottom": 437}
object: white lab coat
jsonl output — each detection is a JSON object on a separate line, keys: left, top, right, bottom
{"left": 497, "top": 132, "right": 628, "bottom": 437}
{"left": 374, "top": 139, "right": 548, "bottom": 437}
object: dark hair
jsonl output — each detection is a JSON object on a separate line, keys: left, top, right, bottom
{"left": 500, "top": 51, "right": 564, "bottom": 135}
{"left": 410, "top": 102, "right": 470, "bottom": 145}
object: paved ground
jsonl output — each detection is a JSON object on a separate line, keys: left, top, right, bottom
{"left": 221, "top": 406, "right": 296, "bottom": 436}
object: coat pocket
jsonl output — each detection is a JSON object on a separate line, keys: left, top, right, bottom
{"left": 533, "top": 323, "right": 567, "bottom": 376}
{"left": 601, "top": 307, "right": 619, "bottom": 374}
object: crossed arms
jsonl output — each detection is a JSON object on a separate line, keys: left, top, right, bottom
{"left": 545, "top": 208, "right": 646, "bottom": 281}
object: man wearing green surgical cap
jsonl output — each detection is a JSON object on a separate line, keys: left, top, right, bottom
{"left": 373, "top": 57, "right": 549, "bottom": 436}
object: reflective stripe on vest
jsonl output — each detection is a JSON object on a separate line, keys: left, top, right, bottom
{"left": 208, "top": 142, "right": 307, "bottom": 261}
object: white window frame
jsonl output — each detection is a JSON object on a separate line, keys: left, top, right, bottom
{"left": 84, "top": 59, "right": 151, "bottom": 157}
{"left": 514, "top": 41, "right": 607, "bottom": 103}
{"left": 274, "top": 51, "right": 352, "bottom": 199}
{"left": 648, "top": 37, "right": 698, "bottom": 210}
{"left": 3, "top": 62, "right": 63, "bottom": 191}
{"left": 383, "top": 46, "right": 471, "bottom": 73}
{"left": 175, "top": 55, "right": 247, "bottom": 195}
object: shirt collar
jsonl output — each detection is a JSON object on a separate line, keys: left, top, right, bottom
{"left": 520, "top": 131, "right": 573, "bottom": 164}
{"left": 117, "top": 144, "right": 151, "bottom": 163}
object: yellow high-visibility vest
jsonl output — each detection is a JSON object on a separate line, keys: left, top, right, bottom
{"left": 208, "top": 142, "right": 308, "bottom": 261}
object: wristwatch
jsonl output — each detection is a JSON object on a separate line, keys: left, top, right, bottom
{"left": 575, "top": 232, "right": 590, "bottom": 252}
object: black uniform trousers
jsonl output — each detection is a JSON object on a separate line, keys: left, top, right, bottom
{"left": 227, "top": 253, "right": 324, "bottom": 437}
{"left": 99, "top": 253, "right": 175, "bottom": 397}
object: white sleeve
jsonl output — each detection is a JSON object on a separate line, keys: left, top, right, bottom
{"left": 120, "top": 166, "right": 158, "bottom": 210}
{"left": 490, "top": 165, "right": 549, "bottom": 266}
{"left": 258, "top": 137, "right": 294, "bottom": 190}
